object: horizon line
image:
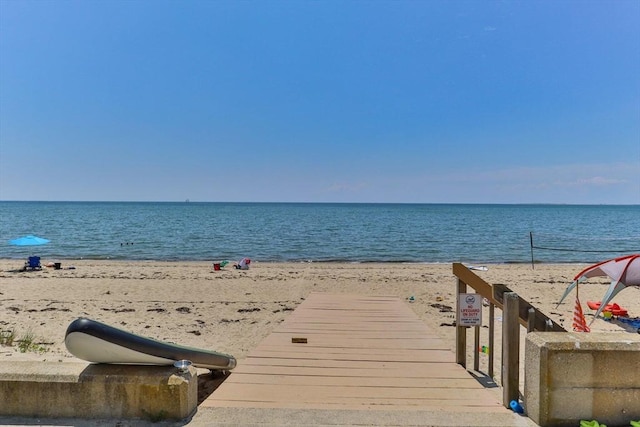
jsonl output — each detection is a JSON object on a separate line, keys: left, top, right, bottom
{"left": 1, "top": 200, "right": 638, "bottom": 206}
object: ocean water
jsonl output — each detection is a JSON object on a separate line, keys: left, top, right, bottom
{"left": 0, "top": 202, "right": 638, "bottom": 264}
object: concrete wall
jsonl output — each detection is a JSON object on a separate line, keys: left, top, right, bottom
{"left": 525, "top": 332, "right": 640, "bottom": 427}
{"left": 0, "top": 362, "right": 197, "bottom": 421}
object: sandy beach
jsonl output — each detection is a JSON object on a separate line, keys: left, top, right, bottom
{"left": 2, "top": 259, "right": 638, "bottom": 374}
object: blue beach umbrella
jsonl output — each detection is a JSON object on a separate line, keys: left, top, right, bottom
{"left": 9, "top": 235, "right": 50, "bottom": 246}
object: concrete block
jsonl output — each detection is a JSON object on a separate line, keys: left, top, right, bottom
{"left": 525, "top": 332, "right": 640, "bottom": 427}
{"left": 0, "top": 362, "right": 197, "bottom": 421}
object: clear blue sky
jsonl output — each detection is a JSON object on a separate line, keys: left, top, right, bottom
{"left": 1, "top": 0, "right": 638, "bottom": 204}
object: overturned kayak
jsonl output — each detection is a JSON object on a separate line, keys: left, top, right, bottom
{"left": 65, "top": 317, "right": 236, "bottom": 371}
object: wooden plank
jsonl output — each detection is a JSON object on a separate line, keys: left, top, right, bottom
{"left": 275, "top": 322, "right": 431, "bottom": 331}
{"left": 255, "top": 342, "right": 449, "bottom": 356}
{"left": 278, "top": 320, "right": 432, "bottom": 326}
{"left": 285, "top": 316, "right": 414, "bottom": 321}
{"left": 297, "top": 294, "right": 400, "bottom": 303}
{"left": 209, "top": 383, "right": 501, "bottom": 403}
{"left": 224, "top": 373, "right": 485, "bottom": 388}
{"left": 242, "top": 345, "right": 453, "bottom": 363}
{"left": 229, "top": 364, "right": 476, "bottom": 379}
{"left": 244, "top": 352, "right": 454, "bottom": 365}
{"left": 272, "top": 329, "right": 435, "bottom": 337}
{"left": 271, "top": 331, "right": 439, "bottom": 340}
{"left": 202, "top": 399, "right": 508, "bottom": 411}
{"left": 239, "top": 360, "right": 456, "bottom": 370}
{"left": 452, "top": 263, "right": 495, "bottom": 303}
{"left": 257, "top": 334, "right": 449, "bottom": 349}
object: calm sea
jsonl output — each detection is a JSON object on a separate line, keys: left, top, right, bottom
{"left": 0, "top": 202, "right": 638, "bottom": 264}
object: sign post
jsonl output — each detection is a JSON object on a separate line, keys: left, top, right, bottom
{"left": 458, "top": 293, "right": 482, "bottom": 327}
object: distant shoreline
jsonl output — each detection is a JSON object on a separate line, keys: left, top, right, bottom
{"left": 0, "top": 257, "right": 590, "bottom": 266}
{"left": 1, "top": 200, "right": 639, "bottom": 206}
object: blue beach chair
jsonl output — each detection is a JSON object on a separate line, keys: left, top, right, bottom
{"left": 22, "top": 256, "right": 41, "bottom": 271}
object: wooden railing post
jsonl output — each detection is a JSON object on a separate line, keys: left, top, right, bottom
{"left": 456, "top": 278, "right": 467, "bottom": 367}
{"left": 502, "top": 292, "right": 520, "bottom": 407}
{"left": 488, "top": 302, "right": 494, "bottom": 378}
{"left": 527, "top": 307, "right": 536, "bottom": 332}
{"left": 473, "top": 324, "right": 480, "bottom": 372}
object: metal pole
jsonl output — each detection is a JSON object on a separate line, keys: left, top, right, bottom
{"left": 530, "top": 232, "right": 535, "bottom": 270}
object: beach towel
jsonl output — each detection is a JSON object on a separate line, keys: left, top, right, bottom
{"left": 617, "top": 317, "right": 640, "bottom": 329}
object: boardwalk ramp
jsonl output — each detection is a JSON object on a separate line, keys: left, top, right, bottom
{"left": 199, "top": 293, "right": 537, "bottom": 426}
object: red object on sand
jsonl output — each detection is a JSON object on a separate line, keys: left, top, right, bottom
{"left": 586, "top": 301, "right": 628, "bottom": 317}
{"left": 573, "top": 296, "right": 590, "bottom": 332}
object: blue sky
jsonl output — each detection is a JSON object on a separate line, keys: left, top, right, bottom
{"left": 1, "top": 0, "right": 638, "bottom": 204}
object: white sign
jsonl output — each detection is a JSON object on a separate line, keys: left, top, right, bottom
{"left": 458, "top": 293, "right": 482, "bottom": 327}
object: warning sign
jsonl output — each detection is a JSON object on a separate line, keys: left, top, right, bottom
{"left": 458, "top": 293, "right": 482, "bottom": 327}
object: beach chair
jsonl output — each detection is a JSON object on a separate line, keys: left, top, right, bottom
{"left": 22, "top": 256, "right": 42, "bottom": 271}
{"left": 234, "top": 258, "right": 251, "bottom": 270}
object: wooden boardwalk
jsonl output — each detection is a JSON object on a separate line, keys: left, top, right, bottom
{"left": 202, "top": 293, "right": 510, "bottom": 412}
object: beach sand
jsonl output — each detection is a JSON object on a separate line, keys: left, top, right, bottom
{"left": 2, "top": 259, "right": 638, "bottom": 365}
{"left": 1, "top": 259, "right": 639, "bottom": 421}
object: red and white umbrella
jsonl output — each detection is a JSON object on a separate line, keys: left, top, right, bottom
{"left": 558, "top": 254, "right": 640, "bottom": 322}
